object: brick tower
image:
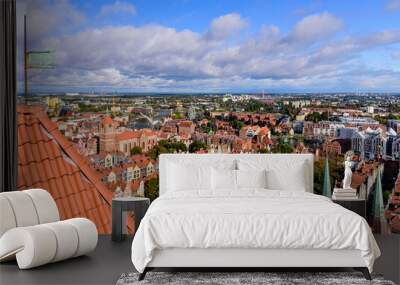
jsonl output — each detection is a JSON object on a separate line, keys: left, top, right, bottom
{"left": 100, "top": 116, "right": 117, "bottom": 153}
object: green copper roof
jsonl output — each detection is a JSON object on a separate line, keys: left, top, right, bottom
{"left": 322, "top": 158, "right": 331, "bottom": 198}
{"left": 372, "top": 167, "right": 384, "bottom": 218}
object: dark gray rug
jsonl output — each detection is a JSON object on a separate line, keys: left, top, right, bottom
{"left": 116, "top": 272, "right": 396, "bottom": 284}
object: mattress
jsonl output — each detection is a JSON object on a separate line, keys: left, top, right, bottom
{"left": 131, "top": 189, "right": 380, "bottom": 273}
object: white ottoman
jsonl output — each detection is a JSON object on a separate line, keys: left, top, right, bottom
{"left": 0, "top": 189, "right": 98, "bottom": 269}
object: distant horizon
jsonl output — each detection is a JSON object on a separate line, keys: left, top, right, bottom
{"left": 19, "top": 91, "right": 400, "bottom": 96}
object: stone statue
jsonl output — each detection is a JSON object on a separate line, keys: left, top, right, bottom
{"left": 137, "top": 180, "right": 145, "bottom": 197}
{"left": 114, "top": 186, "right": 123, "bottom": 198}
{"left": 343, "top": 156, "right": 353, "bottom": 189}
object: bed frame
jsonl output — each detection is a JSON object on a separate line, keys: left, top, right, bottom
{"left": 139, "top": 248, "right": 371, "bottom": 280}
{"left": 138, "top": 154, "right": 372, "bottom": 281}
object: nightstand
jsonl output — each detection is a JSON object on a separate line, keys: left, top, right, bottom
{"left": 112, "top": 197, "right": 150, "bottom": 242}
{"left": 332, "top": 198, "right": 367, "bottom": 219}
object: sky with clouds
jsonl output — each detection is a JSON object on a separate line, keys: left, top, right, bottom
{"left": 17, "top": 0, "right": 400, "bottom": 93}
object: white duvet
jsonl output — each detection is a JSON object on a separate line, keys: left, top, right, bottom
{"left": 131, "top": 190, "right": 380, "bottom": 273}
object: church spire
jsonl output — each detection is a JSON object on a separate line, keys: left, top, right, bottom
{"left": 322, "top": 157, "right": 331, "bottom": 198}
{"left": 373, "top": 168, "right": 384, "bottom": 218}
{"left": 372, "top": 167, "right": 385, "bottom": 233}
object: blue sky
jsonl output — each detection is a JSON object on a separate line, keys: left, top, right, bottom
{"left": 71, "top": 0, "right": 399, "bottom": 34}
{"left": 18, "top": 0, "right": 400, "bottom": 93}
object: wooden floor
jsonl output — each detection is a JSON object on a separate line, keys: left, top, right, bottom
{"left": 0, "top": 234, "right": 399, "bottom": 285}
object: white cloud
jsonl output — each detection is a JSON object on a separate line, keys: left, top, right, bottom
{"left": 32, "top": 68, "right": 128, "bottom": 87}
{"left": 391, "top": 51, "right": 400, "bottom": 60}
{"left": 361, "top": 30, "right": 400, "bottom": 46}
{"left": 288, "top": 12, "right": 343, "bottom": 43}
{"left": 99, "top": 1, "right": 136, "bottom": 17}
{"left": 18, "top": 0, "right": 84, "bottom": 43}
{"left": 205, "top": 13, "right": 248, "bottom": 40}
{"left": 25, "top": 6, "right": 400, "bottom": 92}
{"left": 385, "top": 0, "right": 400, "bottom": 12}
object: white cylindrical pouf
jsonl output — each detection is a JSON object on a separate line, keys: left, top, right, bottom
{"left": 24, "top": 189, "right": 60, "bottom": 224}
{"left": 0, "top": 196, "right": 17, "bottom": 238}
{"left": 65, "top": 218, "right": 98, "bottom": 257}
{"left": 42, "top": 221, "right": 79, "bottom": 263}
{"left": 0, "top": 190, "right": 98, "bottom": 269}
{"left": 0, "top": 226, "right": 58, "bottom": 269}
{"left": 0, "top": 192, "right": 39, "bottom": 227}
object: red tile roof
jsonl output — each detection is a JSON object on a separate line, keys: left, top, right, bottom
{"left": 116, "top": 129, "right": 157, "bottom": 142}
{"left": 178, "top": 121, "right": 193, "bottom": 127}
{"left": 17, "top": 105, "right": 133, "bottom": 234}
{"left": 117, "top": 130, "right": 141, "bottom": 141}
{"left": 258, "top": 127, "right": 270, "bottom": 136}
{"left": 101, "top": 116, "right": 114, "bottom": 125}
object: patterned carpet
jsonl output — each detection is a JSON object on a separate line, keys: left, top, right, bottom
{"left": 117, "top": 271, "right": 396, "bottom": 285}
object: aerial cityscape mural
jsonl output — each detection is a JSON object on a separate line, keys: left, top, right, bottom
{"left": 16, "top": 0, "right": 400, "bottom": 236}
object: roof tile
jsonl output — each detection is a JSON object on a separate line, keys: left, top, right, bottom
{"left": 16, "top": 105, "right": 126, "bottom": 233}
{"left": 18, "top": 145, "right": 27, "bottom": 165}
{"left": 37, "top": 161, "right": 49, "bottom": 183}
{"left": 50, "top": 130, "right": 72, "bottom": 150}
{"left": 62, "top": 196, "right": 73, "bottom": 219}
{"left": 73, "top": 173, "right": 84, "bottom": 191}
{"left": 62, "top": 175, "right": 74, "bottom": 196}
{"left": 37, "top": 140, "right": 51, "bottom": 161}
{"left": 55, "top": 198, "right": 66, "bottom": 218}
{"left": 80, "top": 190, "right": 91, "bottom": 210}
{"left": 69, "top": 195, "right": 80, "bottom": 216}
{"left": 22, "top": 143, "right": 34, "bottom": 164}
{"left": 56, "top": 156, "right": 68, "bottom": 177}
{"left": 49, "top": 140, "right": 62, "bottom": 158}
{"left": 49, "top": 158, "right": 61, "bottom": 178}
{"left": 17, "top": 165, "right": 25, "bottom": 188}
{"left": 18, "top": 124, "right": 29, "bottom": 145}
{"left": 74, "top": 192, "right": 85, "bottom": 211}
{"left": 42, "top": 159, "right": 55, "bottom": 179}
{"left": 38, "top": 115, "right": 58, "bottom": 132}
{"left": 32, "top": 123, "right": 44, "bottom": 142}
{"left": 48, "top": 179, "right": 60, "bottom": 199}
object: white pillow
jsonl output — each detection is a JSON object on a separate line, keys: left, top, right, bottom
{"left": 237, "top": 158, "right": 308, "bottom": 192}
{"left": 212, "top": 168, "right": 237, "bottom": 190}
{"left": 166, "top": 158, "right": 237, "bottom": 193}
{"left": 168, "top": 163, "right": 211, "bottom": 192}
{"left": 265, "top": 162, "right": 306, "bottom": 191}
{"left": 236, "top": 169, "right": 267, "bottom": 189}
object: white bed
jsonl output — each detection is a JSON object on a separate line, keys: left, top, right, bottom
{"left": 131, "top": 154, "right": 380, "bottom": 280}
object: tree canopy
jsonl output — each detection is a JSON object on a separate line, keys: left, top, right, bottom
{"left": 144, "top": 177, "right": 159, "bottom": 202}
{"left": 314, "top": 156, "right": 344, "bottom": 195}
{"left": 130, "top": 146, "right": 142, "bottom": 155}
{"left": 172, "top": 112, "right": 184, "bottom": 119}
{"left": 281, "top": 103, "right": 300, "bottom": 120}
{"left": 271, "top": 141, "right": 293, "bottom": 153}
{"left": 305, "top": 111, "right": 328, "bottom": 123}
{"left": 230, "top": 119, "right": 244, "bottom": 131}
{"left": 189, "top": 141, "right": 208, "bottom": 153}
{"left": 374, "top": 113, "right": 400, "bottom": 126}
{"left": 148, "top": 139, "right": 187, "bottom": 160}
